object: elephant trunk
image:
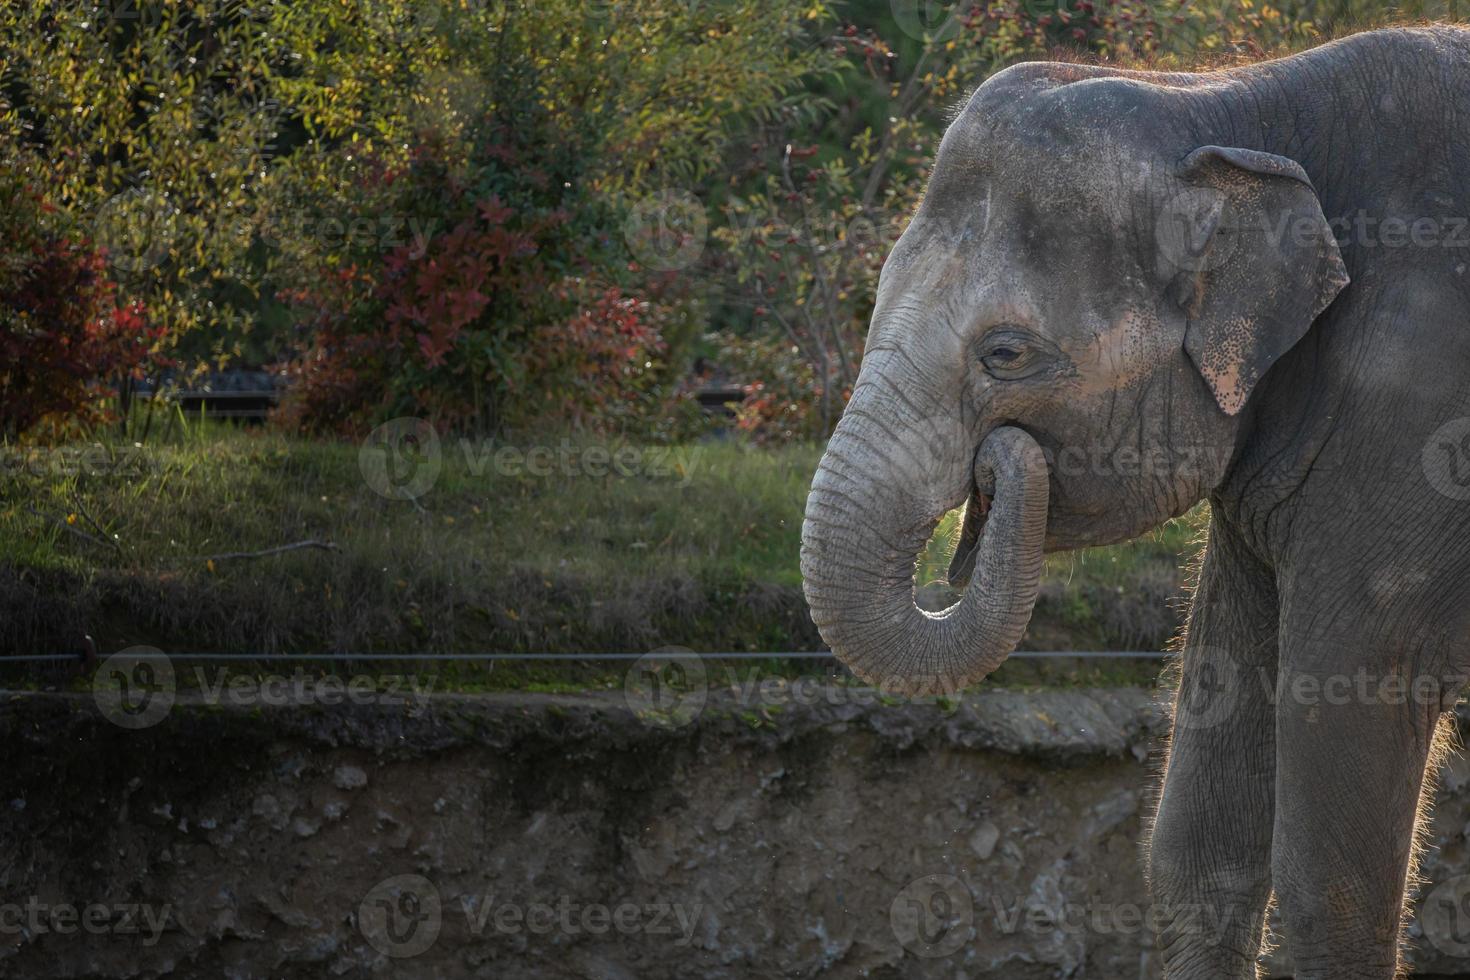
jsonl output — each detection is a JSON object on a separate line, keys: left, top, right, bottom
{"left": 800, "top": 422, "right": 1049, "bottom": 696}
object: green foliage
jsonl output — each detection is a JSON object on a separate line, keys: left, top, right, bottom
{"left": 0, "top": 1, "right": 289, "bottom": 362}
{"left": 0, "top": 0, "right": 1451, "bottom": 439}
{"left": 0, "top": 0, "right": 834, "bottom": 432}
{"left": 265, "top": 0, "right": 839, "bottom": 435}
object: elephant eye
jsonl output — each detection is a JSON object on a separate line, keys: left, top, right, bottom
{"left": 979, "top": 343, "right": 1031, "bottom": 375}
{"left": 977, "top": 328, "right": 1049, "bottom": 379}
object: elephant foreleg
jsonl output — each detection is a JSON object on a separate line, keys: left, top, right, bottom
{"left": 1270, "top": 624, "right": 1450, "bottom": 980}
{"left": 1150, "top": 517, "right": 1279, "bottom": 980}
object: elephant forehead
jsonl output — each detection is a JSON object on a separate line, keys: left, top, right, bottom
{"left": 928, "top": 136, "right": 1156, "bottom": 258}
{"left": 936, "top": 75, "right": 1170, "bottom": 223}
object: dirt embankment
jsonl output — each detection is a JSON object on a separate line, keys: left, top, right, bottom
{"left": 3, "top": 688, "right": 1470, "bottom": 978}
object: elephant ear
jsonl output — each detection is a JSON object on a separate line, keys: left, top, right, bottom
{"left": 1164, "top": 145, "right": 1349, "bottom": 415}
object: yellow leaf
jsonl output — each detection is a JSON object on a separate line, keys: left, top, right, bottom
{"left": 206, "top": 559, "right": 216, "bottom": 574}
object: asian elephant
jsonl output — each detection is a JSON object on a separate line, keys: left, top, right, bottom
{"left": 799, "top": 26, "right": 1470, "bottom": 979}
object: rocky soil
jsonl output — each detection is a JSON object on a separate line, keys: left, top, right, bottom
{"left": 2, "top": 684, "right": 1470, "bottom": 978}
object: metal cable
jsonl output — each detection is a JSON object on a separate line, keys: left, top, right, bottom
{"left": 0, "top": 650, "right": 1170, "bottom": 664}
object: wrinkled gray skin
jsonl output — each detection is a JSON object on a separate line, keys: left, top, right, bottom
{"left": 800, "top": 26, "right": 1470, "bottom": 979}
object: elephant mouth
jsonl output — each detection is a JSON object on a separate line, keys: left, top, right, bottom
{"left": 945, "top": 484, "right": 992, "bottom": 589}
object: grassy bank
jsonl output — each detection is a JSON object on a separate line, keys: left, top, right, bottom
{"left": 0, "top": 427, "right": 1203, "bottom": 674}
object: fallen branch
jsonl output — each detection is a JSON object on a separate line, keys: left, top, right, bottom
{"left": 28, "top": 506, "right": 123, "bottom": 553}
{"left": 70, "top": 493, "right": 113, "bottom": 543}
{"left": 195, "top": 540, "right": 340, "bottom": 562}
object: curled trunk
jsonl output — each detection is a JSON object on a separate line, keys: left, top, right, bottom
{"left": 800, "top": 425, "right": 1049, "bottom": 696}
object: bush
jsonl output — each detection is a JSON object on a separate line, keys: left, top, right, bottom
{"left": 273, "top": 0, "right": 830, "bottom": 437}
{"left": 0, "top": 176, "right": 160, "bottom": 439}
{"left": 273, "top": 131, "right": 676, "bottom": 435}
{"left": 706, "top": 333, "right": 828, "bottom": 444}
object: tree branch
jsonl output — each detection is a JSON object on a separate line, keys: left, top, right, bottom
{"left": 195, "top": 540, "right": 340, "bottom": 562}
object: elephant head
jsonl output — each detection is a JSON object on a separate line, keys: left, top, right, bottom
{"left": 799, "top": 63, "right": 1349, "bottom": 695}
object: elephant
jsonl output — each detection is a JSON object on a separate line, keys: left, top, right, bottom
{"left": 799, "top": 25, "right": 1470, "bottom": 980}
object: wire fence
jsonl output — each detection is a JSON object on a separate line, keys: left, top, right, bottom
{"left": 0, "top": 649, "right": 1172, "bottom": 665}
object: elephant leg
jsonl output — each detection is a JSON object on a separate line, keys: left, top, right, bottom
{"left": 1150, "top": 518, "right": 1278, "bottom": 980}
{"left": 1270, "top": 629, "right": 1448, "bottom": 980}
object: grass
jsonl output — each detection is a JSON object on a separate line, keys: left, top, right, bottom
{"left": 0, "top": 423, "right": 1205, "bottom": 691}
